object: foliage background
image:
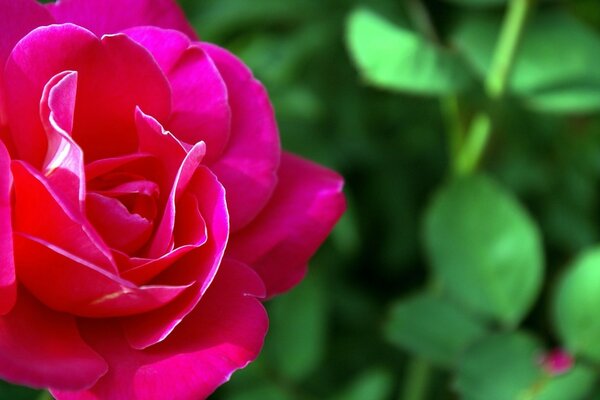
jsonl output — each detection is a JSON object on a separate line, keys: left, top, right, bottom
{"left": 6, "top": 0, "right": 600, "bottom": 399}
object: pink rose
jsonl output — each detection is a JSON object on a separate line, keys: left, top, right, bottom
{"left": 0, "top": 0, "right": 345, "bottom": 398}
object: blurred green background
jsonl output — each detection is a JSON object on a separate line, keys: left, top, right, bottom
{"left": 7, "top": 0, "right": 600, "bottom": 399}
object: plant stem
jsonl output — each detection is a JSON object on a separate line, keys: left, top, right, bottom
{"left": 456, "top": 0, "right": 531, "bottom": 175}
{"left": 402, "top": 358, "right": 431, "bottom": 400}
{"left": 486, "top": 0, "right": 531, "bottom": 100}
{"left": 441, "top": 96, "right": 465, "bottom": 174}
{"left": 456, "top": 113, "right": 491, "bottom": 175}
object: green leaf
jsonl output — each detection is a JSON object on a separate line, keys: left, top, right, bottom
{"left": 453, "top": 10, "right": 600, "bottom": 113}
{"left": 265, "top": 273, "right": 328, "bottom": 382}
{"left": 332, "top": 369, "right": 394, "bottom": 400}
{"left": 346, "top": 8, "right": 471, "bottom": 95}
{"left": 553, "top": 247, "right": 600, "bottom": 362}
{"left": 384, "top": 292, "right": 487, "bottom": 367}
{"left": 425, "top": 174, "right": 543, "bottom": 326}
{"left": 536, "top": 366, "right": 596, "bottom": 400}
{"left": 0, "top": 381, "right": 42, "bottom": 400}
{"left": 456, "top": 333, "right": 595, "bottom": 400}
{"left": 444, "top": 0, "right": 506, "bottom": 6}
{"left": 227, "top": 383, "right": 294, "bottom": 400}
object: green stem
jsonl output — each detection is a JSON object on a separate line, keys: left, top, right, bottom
{"left": 456, "top": 113, "right": 491, "bottom": 175}
{"left": 441, "top": 96, "right": 465, "bottom": 174}
{"left": 456, "top": 0, "right": 531, "bottom": 175}
{"left": 401, "top": 358, "right": 431, "bottom": 400}
{"left": 486, "top": 0, "right": 531, "bottom": 100}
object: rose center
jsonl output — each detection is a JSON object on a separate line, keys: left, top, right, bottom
{"left": 86, "top": 172, "right": 160, "bottom": 256}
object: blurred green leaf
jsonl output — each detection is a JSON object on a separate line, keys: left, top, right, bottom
{"left": 0, "top": 381, "right": 42, "bottom": 400}
{"left": 536, "top": 366, "right": 596, "bottom": 400}
{"left": 444, "top": 0, "right": 506, "bottom": 6}
{"left": 553, "top": 247, "right": 600, "bottom": 362}
{"left": 456, "top": 333, "right": 595, "bottom": 400}
{"left": 266, "top": 273, "right": 328, "bottom": 382}
{"left": 384, "top": 292, "right": 487, "bottom": 367}
{"left": 425, "top": 174, "right": 544, "bottom": 326}
{"left": 331, "top": 369, "right": 394, "bottom": 400}
{"left": 347, "top": 8, "right": 472, "bottom": 95}
{"left": 226, "top": 383, "right": 294, "bottom": 400}
{"left": 185, "top": 0, "right": 314, "bottom": 40}
{"left": 453, "top": 10, "right": 600, "bottom": 113}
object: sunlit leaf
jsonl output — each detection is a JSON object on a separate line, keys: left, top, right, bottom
{"left": 347, "top": 8, "right": 472, "bottom": 95}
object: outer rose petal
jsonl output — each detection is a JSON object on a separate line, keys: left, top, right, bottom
{"left": 0, "top": 289, "right": 107, "bottom": 391}
{"left": 5, "top": 23, "right": 171, "bottom": 165}
{"left": 51, "top": 260, "right": 267, "bottom": 400}
{"left": 0, "top": 140, "right": 15, "bottom": 315}
{"left": 0, "top": 0, "right": 54, "bottom": 64}
{"left": 125, "top": 27, "right": 231, "bottom": 164}
{"left": 47, "top": 0, "right": 197, "bottom": 40}
{"left": 0, "top": 0, "right": 54, "bottom": 126}
{"left": 202, "top": 43, "right": 281, "bottom": 231}
{"left": 229, "top": 153, "right": 346, "bottom": 296}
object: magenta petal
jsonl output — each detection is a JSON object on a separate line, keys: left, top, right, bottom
{"left": 12, "top": 161, "right": 117, "bottom": 274}
{"left": 5, "top": 24, "right": 171, "bottom": 165}
{"left": 51, "top": 260, "right": 266, "bottom": 400}
{"left": 135, "top": 108, "right": 186, "bottom": 202}
{"left": 146, "top": 142, "right": 206, "bottom": 258}
{"left": 125, "top": 27, "right": 231, "bottom": 163}
{"left": 41, "top": 70, "right": 86, "bottom": 214}
{"left": 14, "top": 234, "right": 191, "bottom": 318}
{"left": 5, "top": 24, "right": 97, "bottom": 165}
{"left": 123, "top": 165, "right": 229, "bottom": 349}
{"left": 229, "top": 153, "right": 346, "bottom": 296}
{"left": 48, "top": 0, "right": 197, "bottom": 40}
{"left": 86, "top": 193, "right": 154, "bottom": 255}
{"left": 0, "top": 140, "right": 15, "bottom": 315}
{"left": 0, "top": 0, "right": 54, "bottom": 63}
{"left": 0, "top": 0, "right": 54, "bottom": 126}
{"left": 202, "top": 43, "right": 281, "bottom": 231}
{"left": 0, "top": 289, "right": 107, "bottom": 391}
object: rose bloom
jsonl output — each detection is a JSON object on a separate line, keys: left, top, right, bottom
{"left": 0, "top": 0, "right": 345, "bottom": 398}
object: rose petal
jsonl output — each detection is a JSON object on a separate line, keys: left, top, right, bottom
{"left": 47, "top": 0, "right": 197, "bottom": 40}
{"left": 125, "top": 27, "right": 231, "bottom": 164}
{"left": 229, "top": 153, "right": 346, "bottom": 296}
{"left": 146, "top": 142, "right": 206, "bottom": 258}
{"left": 135, "top": 108, "right": 186, "bottom": 204}
{"left": 0, "top": 0, "right": 54, "bottom": 126}
{"left": 202, "top": 43, "right": 281, "bottom": 231}
{"left": 41, "top": 70, "right": 86, "bottom": 215}
{"left": 14, "top": 234, "right": 192, "bottom": 318}
{"left": 0, "top": 289, "right": 107, "bottom": 391}
{"left": 5, "top": 24, "right": 171, "bottom": 165}
{"left": 12, "top": 160, "right": 116, "bottom": 274}
{"left": 51, "top": 260, "right": 266, "bottom": 400}
{"left": 123, "top": 164, "right": 229, "bottom": 349}
{"left": 0, "top": 0, "right": 54, "bottom": 65}
{"left": 0, "top": 140, "right": 15, "bottom": 315}
{"left": 86, "top": 193, "right": 154, "bottom": 255}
